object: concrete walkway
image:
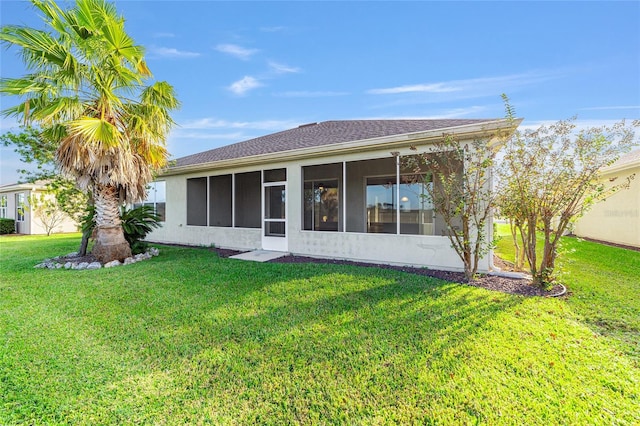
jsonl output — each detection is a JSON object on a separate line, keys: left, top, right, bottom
{"left": 229, "top": 250, "right": 288, "bottom": 262}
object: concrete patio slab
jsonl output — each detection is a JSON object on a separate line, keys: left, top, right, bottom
{"left": 229, "top": 250, "right": 288, "bottom": 262}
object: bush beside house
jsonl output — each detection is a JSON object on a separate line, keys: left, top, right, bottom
{"left": 0, "top": 218, "right": 15, "bottom": 234}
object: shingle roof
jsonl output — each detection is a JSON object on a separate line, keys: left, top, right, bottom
{"left": 173, "top": 119, "right": 497, "bottom": 168}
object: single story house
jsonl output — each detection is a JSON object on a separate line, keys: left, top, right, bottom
{"left": 0, "top": 181, "right": 78, "bottom": 235}
{"left": 149, "top": 119, "right": 519, "bottom": 272}
{"left": 573, "top": 149, "right": 640, "bottom": 248}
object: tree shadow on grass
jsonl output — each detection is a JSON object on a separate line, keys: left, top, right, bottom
{"left": 13, "top": 245, "right": 526, "bottom": 423}
{"left": 151, "top": 263, "right": 526, "bottom": 423}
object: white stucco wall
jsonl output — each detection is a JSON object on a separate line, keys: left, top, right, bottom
{"left": 147, "top": 139, "right": 494, "bottom": 272}
{"left": 573, "top": 164, "right": 640, "bottom": 248}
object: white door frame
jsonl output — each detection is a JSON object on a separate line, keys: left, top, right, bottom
{"left": 262, "top": 180, "right": 288, "bottom": 252}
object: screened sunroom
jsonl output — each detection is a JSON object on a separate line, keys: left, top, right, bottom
{"left": 149, "top": 118, "right": 518, "bottom": 272}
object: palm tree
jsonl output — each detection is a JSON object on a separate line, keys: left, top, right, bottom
{"left": 1, "top": 0, "right": 179, "bottom": 262}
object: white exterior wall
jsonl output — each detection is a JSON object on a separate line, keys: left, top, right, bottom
{"left": 574, "top": 164, "right": 640, "bottom": 248}
{"left": 148, "top": 140, "right": 493, "bottom": 272}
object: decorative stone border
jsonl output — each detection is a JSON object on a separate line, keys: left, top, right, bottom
{"left": 34, "top": 247, "right": 160, "bottom": 270}
{"left": 546, "top": 283, "right": 567, "bottom": 298}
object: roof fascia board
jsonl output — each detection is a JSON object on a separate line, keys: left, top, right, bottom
{"left": 0, "top": 183, "right": 42, "bottom": 192}
{"left": 601, "top": 159, "right": 640, "bottom": 175}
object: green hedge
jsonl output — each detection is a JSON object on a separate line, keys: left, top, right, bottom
{"left": 0, "top": 218, "right": 16, "bottom": 234}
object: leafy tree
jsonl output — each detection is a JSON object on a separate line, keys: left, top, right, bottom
{"left": 1, "top": 0, "right": 179, "bottom": 262}
{"left": 28, "top": 190, "right": 69, "bottom": 236}
{"left": 402, "top": 125, "right": 517, "bottom": 282}
{"left": 497, "top": 101, "right": 638, "bottom": 286}
{"left": 1, "top": 126, "right": 90, "bottom": 249}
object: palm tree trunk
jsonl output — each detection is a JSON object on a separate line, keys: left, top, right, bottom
{"left": 78, "top": 230, "right": 90, "bottom": 256}
{"left": 91, "top": 183, "right": 131, "bottom": 263}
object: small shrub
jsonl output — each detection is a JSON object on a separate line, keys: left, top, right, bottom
{"left": 0, "top": 218, "right": 16, "bottom": 234}
{"left": 120, "top": 205, "right": 162, "bottom": 254}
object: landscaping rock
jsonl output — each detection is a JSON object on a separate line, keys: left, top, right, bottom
{"left": 135, "top": 252, "right": 151, "bottom": 261}
{"left": 35, "top": 248, "right": 159, "bottom": 271}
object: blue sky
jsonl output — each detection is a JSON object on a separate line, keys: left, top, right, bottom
{"left": 1, "top": 0, "right": 639, "bottom": 185}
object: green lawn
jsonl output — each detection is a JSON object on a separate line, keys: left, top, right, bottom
{"left": 1, "top": 233, "right": 639, "bottom": 424}
{"left": 494, "top": 223, "right": 640, "bottom": 360}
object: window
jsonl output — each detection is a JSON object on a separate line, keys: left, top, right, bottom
{"left": 366, "top": 177, "right": 396, "bottom": 233}
{"left": 0, "top": 195, "right": 7, "bottom": 218}
{"left": 234, "top": 171, "right": 261, "bottom": 228}
{"left": 345, "top": 156, "right": 439, "bottom": 235}
{"left": 304, "top": 180, "right": 339, "bottom": 231}
{"left": 399, "top": 175, "right": 434, "bottom": 235}
{"left": 209, "top": 174, "right": 232, "bottom": 227}
{"left": 16, "top": 193, "right": 25, "bottom": 222}
{"left": 187, "top": 177, "right": 207, "bottom": 226}
{"left": 302, "top": 163, "right": 342, "bottom": 232}
{"left": 345, "top": 157, "right": 395, "bottom": 233}
{"left": 186, "top": 171, "right": 262, "bottom": 228}
{"left": 135, "top": 181, "right": 166, "bottom": 221}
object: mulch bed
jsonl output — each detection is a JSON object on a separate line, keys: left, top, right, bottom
{"left": 154, "top": 244, "right": 564, "bottom": 297}
{"left": 35, "top": 242, "right": 564, "bottom": 297}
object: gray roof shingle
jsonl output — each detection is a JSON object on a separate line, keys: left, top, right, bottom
{"left": 173, "top": 119, "right": 497, "bottom": 168}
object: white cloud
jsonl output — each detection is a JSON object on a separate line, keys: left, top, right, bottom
{"left": 171, "top": 130, "right": 247, "bottom": 140}
{"left": 517, "top": 118, "right": 633, "bottom": 133}
{"left": 228, "top": 76, "right": 263, "bottom": 95}
{"left": 153, "top": 32, "right": 175, "bottom": 38}
{"left": 368, "top": 83, "right": 461, "bottom": 95}
{"left": 274, "top": 90, "right": 350, "bottom": 98}
{"left": 260, "top": 26, "right": 286, "bottom": 33}
{"left": 180, "top": 118, "right": 299, "bottom": 131}
{"left": 215, "top": 43, "right": 259, "bottom": 60}
{"left": 268, "top": 61, "right": 301, "bottom": 74}
{"left": 367, "top": 70, "right": 566, "bottom": 99}
{"left": 421, "top": 106, "right": 488, "bottom": 119}
{"left": 149, "top": 47, "right": 201, "bottom": 58}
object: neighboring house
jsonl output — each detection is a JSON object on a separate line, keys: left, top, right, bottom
{"left": 0, "top": 182, "right": 78, "bottom": 235}
{"left": 149, "top": 119, "right": 518, "bottom": 272}
{"left": 574, "top": 149, "right": 640, "bottom": 248}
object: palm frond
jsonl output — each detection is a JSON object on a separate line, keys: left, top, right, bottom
{"left": 68, "top": 117, "right": 121, "bottom": 149}
{"left": 141, "top": 81, "right": 180, "bottom": 110}
{"left": 0, "top": 76, "right": 52, "bottom": 96}
{"left": 4, "top": 0, "right": 179, "bottom": 210}
{"left": 1, "top": 26, "right": 69, "bottom": 70}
